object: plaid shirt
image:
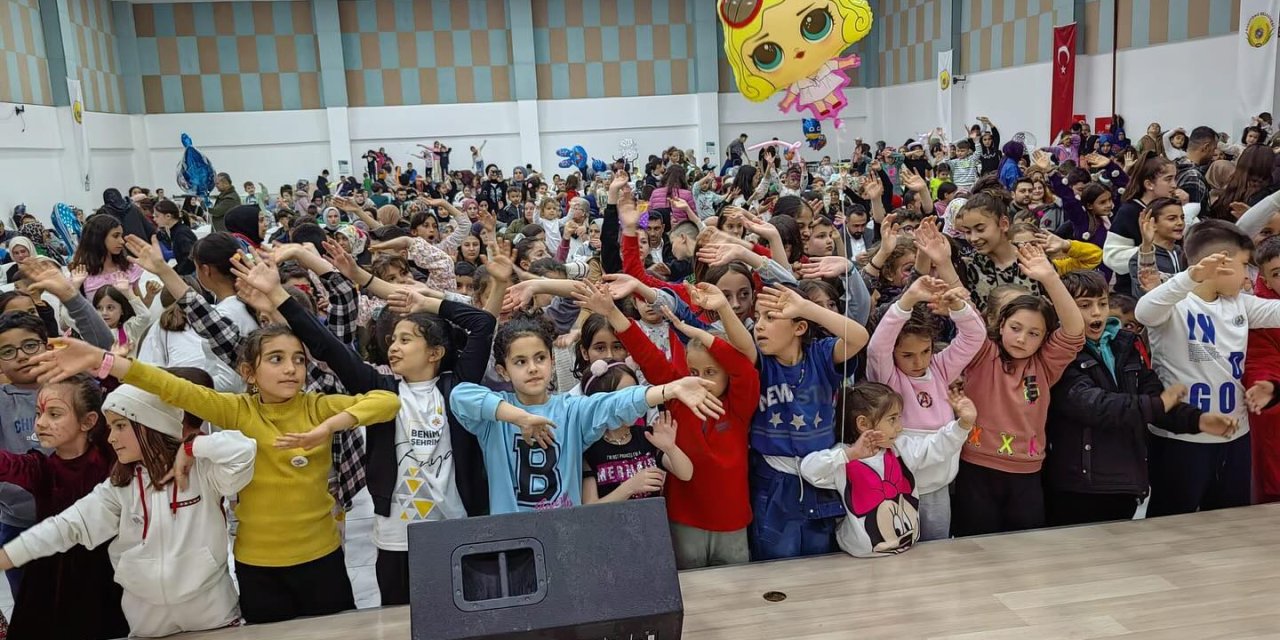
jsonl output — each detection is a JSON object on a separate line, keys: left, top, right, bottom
{"left": 178, "top": 289, "right": 367, "bottom": 511}
{"left": 1176, "top": 157, "right": 1209, "bottom": 210}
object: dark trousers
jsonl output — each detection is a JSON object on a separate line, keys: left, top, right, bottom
{"left": 1045, "top": 490, "right": 1140, "bottom": 527}
{"left": 1147, "top": 432, "right": 1251, "bottom": 517}
{"left": 375, "top": 549, "right": 410, "bottom": 607}
{"left": 952, "top": 461, "right": 1045, "bottom": 537}
{"left": 235, "top": 547, "right": 355, "bottom": 624}
{"left": 0, "top": 522, "right": 25, "bottom": 596}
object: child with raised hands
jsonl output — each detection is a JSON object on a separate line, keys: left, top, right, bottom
{"left": 124, "top": 234, "right": 370, "bottom": 515}
{"left": 576, "top": 280, "right": 758, "bottom": 568}
{"left": 750, "top": 283, "right": 870, "bottom": 560}
{"left": 954, "top": 243, "right": 1085, "bottom": 536}
{"left": 0, "top": 384, "right": 255, "bottom": 637}
{"left": 450, "top": 317, "right": 725, "bottom": 514}
{"left": 0, "top": 372, "right": 128, "bottom": 639}
{"left": 929, "top": 191, "right": 1046, "bottom": 310}
{"left": 27, "top": 334, "right": 399, "bottom": 625}
{"left": 261, "top": 266, "right": 494, "bottom": 606}
{"left": 1138, "top": 221, "right": 1280, "bottom": 517}
{"left": 580, "top": 362, "right": 693, "bottom": 504}
{"left": 800, "top": 383, "right": 976, "bottom": 557}
{"left": 866, "top": 275, "right": 984, "bottom": 540}
{"left": 1128, "top": 197, "right": 1188, "bottom": 296}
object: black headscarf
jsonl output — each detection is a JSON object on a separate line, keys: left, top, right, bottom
{"left": 101, "top": 188, "right": 156, "bottom": 241}
{"left": 225, "top": 204, "right": 263, "bottom": 247}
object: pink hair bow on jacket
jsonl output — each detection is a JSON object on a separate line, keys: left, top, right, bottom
{"left": 846, "top": 449, "right": 913, "bottom": 517}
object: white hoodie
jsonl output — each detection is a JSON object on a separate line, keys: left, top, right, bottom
{"left": 800, "top": 421, "right": 968, "bottom": 558}
{"left": 4, "top": 430, "right": 255, "bottom": 637}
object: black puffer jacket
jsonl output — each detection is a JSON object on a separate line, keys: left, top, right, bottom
{"left": 1045, "top": 328, "right": 1202, "bottom": 496}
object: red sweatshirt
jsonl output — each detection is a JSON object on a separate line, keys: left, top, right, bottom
{"left": 618, "top": 322, "right": 759, "bottom": 531}
{"left": 1246, "top": 276, "right": 1280, "bottom": 502}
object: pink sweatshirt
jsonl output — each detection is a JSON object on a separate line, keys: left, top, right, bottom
{"left": 961, "top": 329, "right": 1084, "bottom": 474}
{"left": 867, "top": 302, "right": 985, "bottom": 431}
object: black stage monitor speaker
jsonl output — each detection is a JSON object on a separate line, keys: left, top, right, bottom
{"left": 408, "top": 497, "right": 684, "bottom": 640}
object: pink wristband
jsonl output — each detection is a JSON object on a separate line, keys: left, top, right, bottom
{"left": 95, "top": 352, "right": 115, "bottom": 379}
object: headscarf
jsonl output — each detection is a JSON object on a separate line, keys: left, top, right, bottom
{"left": 1001, "top": 140, "right": 1025, "bottom": 161}
{"left": 5, "top": 236, "right": 35, "bottom": 260}
{"left": 1206, "top": 160, "right": 1235, "bottom": 191}
{"left": 335, "top": 224, "right": 367, "bottom": 255}
{"left": 102, "top": 188, "right": 131, "bottom": 217}
{"left": 102, "top": 188, "right": 156, "bottom": 240}
{"left": 17, "top": 221, "right": 59, "bottom": 263}
{"left": 225, "top": 204, "right": 264, "bottom": 248}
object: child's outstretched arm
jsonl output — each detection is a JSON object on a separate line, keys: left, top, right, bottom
{"left": 758, "top": 286, "right": 870, "bottom": 363}
{"left": 29, "top": 338, "right": 245, "bottom": 430}
{"left": 1017, "top": 243, "right": 1084, "bottom": 337}
{"left": 185, "top": 430, "right": 257, "bottom": 497}
{"left": 867, "top": 276, "right": 946, "bottom": 380}
{"left": 799, "top": 430, "right": 888, "bottom": 489}
{"left": 19, "top": 260, "right": 113, "bottom": 350}
{"left": 685, "top": 282, "right": 755, "bottom": 361}
{"left": 0, "top": 481, "right": 124, "bottom": 571}
{"left": 1136, "top": 254, "right": 1230, "bottom": 328}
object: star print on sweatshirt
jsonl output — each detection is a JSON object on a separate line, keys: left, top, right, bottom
{"left": 751, "top": 337, "right": 844, "bottom": 458}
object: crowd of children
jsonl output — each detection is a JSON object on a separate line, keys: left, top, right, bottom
{"left": 0, "top": 114, "right": 1279, "bottom": 637}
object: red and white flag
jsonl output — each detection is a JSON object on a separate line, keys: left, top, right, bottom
{"left": 1050, "top": 23, "right": 1077, "bottom": 142}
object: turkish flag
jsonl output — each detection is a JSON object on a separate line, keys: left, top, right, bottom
{"left": 1051, "top": 24, "right": 1078, "bottom": 141}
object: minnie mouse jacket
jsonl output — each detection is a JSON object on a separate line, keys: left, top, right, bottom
{"left": 800, "top": 421, "right": 968, "bottom": 558}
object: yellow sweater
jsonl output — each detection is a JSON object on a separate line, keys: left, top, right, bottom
{"left": 1053, "top": 240, "right": 1103, "bottom": 275}
{"left": 124, "top": 362, "right": 400, "bottom": 567}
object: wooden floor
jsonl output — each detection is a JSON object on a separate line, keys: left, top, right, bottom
{"left": 179, "top": 504, "right": 1280, "bottom": 640}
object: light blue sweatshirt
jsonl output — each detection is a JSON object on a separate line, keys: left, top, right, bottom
{"left": 450, "top": 382, "right": 651, "bottom": 514}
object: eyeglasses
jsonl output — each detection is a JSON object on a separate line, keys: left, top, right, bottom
{"left": 0, "top": 339, "right": 45, "bottom": 361}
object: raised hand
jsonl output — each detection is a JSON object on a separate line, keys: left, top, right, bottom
{"left": 487, "top": 253, "right": 515, "bottom": 283}
{"left": 913, "top": 217, "right": 952, "bottom": 263}
{"left": 124, "top": 235, "right": 168, "bottom": 274}
{"left": 900, "top": 167, "right": 927, "bottom": 193}
{"left": 862, "top": 171, "right": 884, "bottom": 200}
{"left": 571, "top": 281, "right": 617, "bottom": 317}
{"left": 877, "top": 213, "right": 901, "bottom": 254}
{"left": 847, "top": 430, "right": 888, "bottom": 460}
{"left": 696, "top": 242, "right": 749, "bottom": 267}
{"left": 69, "top": 265, "right": 89, "bottom": 290}
{"left": 618, "top": 198, "right": 641, "bottom": 229}
{"left": 644, "top": 412, "right": 678, "bottom": 451}
{"left": 601, "top": 273, "right": 645, "bottom": 301}
{"left": 1016, "top": 242, "right": 1057, "bottom": 282}
{"left": 387, "top": 287, "right": 431, "bottom": 315}
{"left": 608, "top": 170, "right": 630, "bottom": 202}
{"left": 797, "top": 255, "right": 852, "bottom": 279}
{"left": 1034, "top": 230, "right": 1072, "bottom": 255}
{"left": 757, "top": 285, "right": 809, "bottom": 320}
{"left": 1138, "top": 208, "right": 1158, "bottom": 248}
{"left": 322, "top": 238, "right": 358, "bottom": 279}
{"left": 28, "top": 337, "right": 104, "bottom": 384}
{"left": 230, "top": 252, "right": 281, "bottom": 295}
{"left": 663, "top": 376, "right": 725, "bottom": 420}
{"left": 501, "top": 281, "right": 537, "bottom": 313}
{"left": 1032, "top": 149, "right": 1053, "bottom": 172}
{"left": 1188, "top": 251, "right": 1236, "bottom": 283}
{"left": 686, "top": 281, "right": 731, "bottom": 312}
{"left": 234, "top": 278, "right": 275, "bottom": 316}
{"left": 19, "top": 260, "right": 74, "bottom": 301}
{"left": 901, "top": 275, "right": 950, "bottom": 307}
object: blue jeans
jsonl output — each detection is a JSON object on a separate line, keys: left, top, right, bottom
{"left": 748, "top": 462, "right": 840, "bottom": 561}
{"left": 0, "top": 521, "right": 26, "bottom": 595}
